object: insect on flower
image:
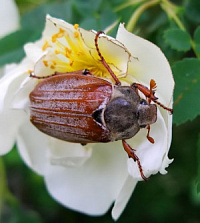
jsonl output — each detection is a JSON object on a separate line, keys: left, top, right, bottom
{"left": 29, "top": 31, "right": 173, "bottom": 181}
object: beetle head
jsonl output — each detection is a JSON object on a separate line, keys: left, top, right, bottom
{"left": 137, "top": 99, "right": 157, "bottom": 127}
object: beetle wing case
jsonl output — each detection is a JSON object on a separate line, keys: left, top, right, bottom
{"left": 29, "top": 72, "right": 112, "bottom": 143}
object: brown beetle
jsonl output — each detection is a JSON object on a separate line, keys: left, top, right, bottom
{"left": 29, "top": 31, "right": 173, "bottom": 181}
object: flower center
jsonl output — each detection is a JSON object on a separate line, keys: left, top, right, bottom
{"left": 41, "top": 25, "right": 114, "bottom": 80}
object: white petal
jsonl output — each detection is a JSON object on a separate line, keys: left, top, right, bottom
{"left": 0, "top": 108, "right": 26, "bottom": 155}
{"left": 12, "top": 77, "right": 37, "bottom": 110}
{"left": 44, "top": 141, "right": 129, "bottom": 216}
{"left": 0, "top": 0, "right": 20, "bottom": 38}
{"left": 160, "top": 111, "right": 173, "bottom": 174}
{"left": 80, "top": 29, "right": 131, "bottom": 76}
{"left": 116, "top": 24, "right": 174, "bottom": 105}
{"left": 24, "top": 43, "right": 45, "bottom": 64}
{"left": 112, "top": 175, "right": 137, "bottom": 220}
{"left": 0, "top": 61, "right": 31, "bottom": 154}
{"left": 127, "top": 109, "right": 168, "bottom": 180}
{"left": 17, "top": 120, "right": 49, "bottom": 175}
{"left": 48, "top": 138, "right": 92, "bottom": 168}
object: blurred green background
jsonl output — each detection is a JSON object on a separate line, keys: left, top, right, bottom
{"left": 1, "top": 0, "right": 200, "bottom": 222}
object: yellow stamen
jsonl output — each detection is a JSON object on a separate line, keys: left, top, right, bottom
{"left": 43, "top": 60, "right": 48, "bottom": 67}
{"left": 50, "top": 65, "right": 55, "bottom": 69}
{"left": 55, "top": 49, "right": 60, "bottom": 54}
{"left": 42, "top": 40, "right": 52, "bottom": 51}
{"left": 74, "top": 24, "right": 79, "bottom": 30}
{"left": 52, "top": 28, "right": 65, "bottom": 43}
{"left": 74, "top": 31, "right": 79, "bottom": 38}
{"left": 69, "top": 60, "right": 74, "bottom": 66}
{"left": 65, "top": 47, "right": 72, "bottom": 54}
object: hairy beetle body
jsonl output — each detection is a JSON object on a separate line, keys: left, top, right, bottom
{"left": 29, "top": 31, "right": 173, "bottom": 181}
{"left": 30, "top": 71, "right": 157, "bottom": 144}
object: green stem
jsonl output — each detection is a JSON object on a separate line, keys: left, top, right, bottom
{"left": 0, "top": 158, "right": 18, "bottom": 220}
{"left": 114, "top": 0, "right": 147, "bottom": 12}
{"left": 126, "top": 0, "right": 160, "bottom": 32}
{"left": 161, "top": 0, "right": 185, "bottom": 31}
{"left": 0, "top": 158, "right": 6, "bottom": 219}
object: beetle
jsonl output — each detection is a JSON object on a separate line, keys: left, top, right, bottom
{"left": 29, "top": 31, "right": 173, "bottom": 181}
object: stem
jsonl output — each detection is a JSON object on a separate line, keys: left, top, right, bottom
{"left": 160, "top": 0, "right": 185, "bottom": 31}
{"left": 0, "top": 158, "right": 6, "bottom": 219}
{"left": 114, "top": 0, "right": 146, "bottom": 12}
{"left": 0, "top": 158, "right": 18, "bottom": 220}
{"left": 126, "top": 0, "right": 160, "bottom": 32}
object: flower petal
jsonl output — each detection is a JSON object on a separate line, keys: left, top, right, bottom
{"left": 48, "top": 138, "right": 92, "bottom": 168}
{"left": 116, "top": 24, "right": 174, "bottom": 105}
{"left": 0, "top": 0, "right": 20, "bottom": 38}
{"left": 24, "top": 43, "right": 45, "bottom": 64}
{"left": 34, "top": 15, "right": 131, "bottom": 81}
{"left": 79, "top": 28, "right": 131, "bottom": 78}
{"left": 127, "top": 109, "right": 169, "bottom": 180}
{"left": 44, "top": 141, "right": 129, "bottom": 216}
{"left": 0, "top": 61, "right": 31, "bottom": 155}
{"left": 17, "top": 120, "right": 50, "bottom": 175}
{"left": 111, "top": 175, "right": 137, "bottom": 220}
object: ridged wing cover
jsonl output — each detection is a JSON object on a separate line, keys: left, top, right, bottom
{"left": 29, "top": 73, "right": 112, "bottom": 143}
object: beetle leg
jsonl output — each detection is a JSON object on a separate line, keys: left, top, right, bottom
{"left": 29, "top": 72, "right": 58, "bottom": 79}
{"left": 95, "top": 31, "right": 121, "bottom": 86}
{"left": 122, "top": 140, "right": 148, "bottom": 181}
{"left": 132, "top": 80, "right": 173, "bottom": 114}
{"left": 146, "top": 125, "right": 154, "bottom": 144}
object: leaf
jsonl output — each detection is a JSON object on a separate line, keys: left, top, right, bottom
{"left": 194, "top": 26, "right": 200, "bottom": 55}
{"left": 2, "top": 204, "right": 43, "bottom": 223}
{"left": 164, "top": 28, "right": 191, "bottom": 52}
{"left": 186, "top": 0, "right": 200, "bottom": 24}
{"left": 100, "top": 8, "right": 118, "bottom": 31}
{"left": 21, "top": 2, "right": 73, "bottom": 30}
{"left": 172, "top": 58, "right": 200, "bottom": 125}
{"left": 73, "top": 0, "right": 102, "bottom": 16}
{"left": 0, "top": 29, "right": 41, "bottom": 66}
{"left": 197, "top": 134, "right": 200, "bottom": 193}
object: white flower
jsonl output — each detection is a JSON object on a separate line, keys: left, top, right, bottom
{"left": 0, "top": 0, "right": 20, "bottom": 38}
{"left": 0, "top": 0, "right": 20, "bottom": 76}
{"left": 0, "top": 15, "right": 174, "bottom": 220}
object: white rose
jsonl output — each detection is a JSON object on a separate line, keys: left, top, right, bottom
{"left": 0, "top": 15, "right": 174, "bottom": 220}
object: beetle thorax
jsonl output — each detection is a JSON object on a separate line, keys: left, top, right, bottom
{"left": 103, "top": 86, "right": 157, "bottom": 141}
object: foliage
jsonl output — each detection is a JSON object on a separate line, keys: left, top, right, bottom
{"left": 1, "top": 0, "right": 200, "bottom": 222}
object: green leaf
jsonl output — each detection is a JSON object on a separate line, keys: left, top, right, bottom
{"left": 73, "top": 0, "right": 102, "bottom": 17}
{"left": 2, "top": 204, "right": 43, "bottom": 223}
{"left": 21, "top": 2, "right": 73, "bottom": 30}
{"left": 197, "top": 134, "right": 200, "bottom": 193}
{"left": 186, "top": 0, "right": 200, "bottom": 24}
{"left": 80, "top": 17, "right": 99, "bottom": 30}
{"left": 194, "top": 26, "right": 200, "bottom": 54}
{"left": 100, "top": 8, "right": 118, "bottom": 31}
{"left": 172, "top": 58, "right": 200, "bottom": 125}
{"left": 164, "top": 28, "right": 191, "bottom": 52}
{"left": 0, "top": 29, "right": 41, "bottom": 66}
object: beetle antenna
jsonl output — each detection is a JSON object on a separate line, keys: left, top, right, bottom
{"left": 122, "top": 140, "right": 148, "bottom": 181}
{"left": 132, "top": 81, "right": 173, "bottom": 114}
{"left": 95, "top": 31, "right": 121, "bottom": 85}
{"left": 154, "top": 101, "right": 173, "bottom": 114}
